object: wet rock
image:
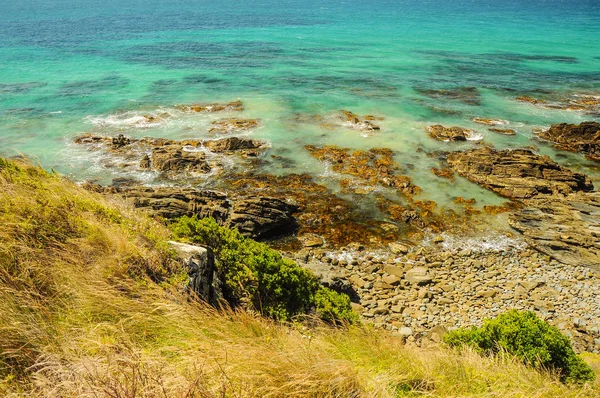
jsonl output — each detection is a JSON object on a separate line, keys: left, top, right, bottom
{"left": 203, "top": 136, "right": 265, "bottom": 153}
{"left": 389, "top": 242, "right": 409, "bottom": 255}
{"left": 537, "top": 122, "right": 600, "bottom": 161}
{"left": 446, "top": 147, "right": 594, "bottom": 199}
{"left": 122, "top": 187, "right": 299, "bottom": 239}
{"left": 209, "top": 118, "right": 260, "bottom": 134}
{"left": 139, "top": 154, "right": 151, "bottom": 169}
{"left": 176, "top": 100, "right": 244, "bottom": 113}
{"left": 305, "top": 145, "right": 421, "bottom": 198}
{"left": 340, "top": 110, "right": 381, "bottom": 132}
{"left": 151, "top": 146, "right": 211, "bottom": 173}
{"left": 426, "top": 125, "right": 476, "bottom": 142}
{"left": 489, "top": 128, "right": 517, "bottom": 136}
{"left": 473, "top": 118, "right": 508, "bottom": 126}
{"left": 112, "top": 134, "right": 131, "bottom": 148}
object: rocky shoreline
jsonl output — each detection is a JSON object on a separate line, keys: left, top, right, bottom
{"left": 72, "top": 100, "right": 600, "bottom": 352}
{"left": 290, "top": 241, "right": 600, "bottom": 354}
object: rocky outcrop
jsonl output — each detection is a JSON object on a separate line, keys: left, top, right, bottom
{"left": 122, "top": 187, "right": 299, "bottom": 239}
{"left": 537, "top": 122, "right": 600, "bottom": 161}
{"left": 509, "top": 193, "right": 600, "bottom": 269}
{"left": 516, "top": 94, "right": 600, "bottom": 116}
{"left": 446, "top": 147, "right": 594, "bottom": 199}
{"left": 305, "top": 145, "right": 421, "bottom": 198}
{"left": 150, "top": 146, "right": 211, "bottom": 173}
{"left": 169, "top": 241, "right": 222, "bottom": 305}
{"left": 473, "top": 118, "right": 508, "bottom": 126}
{"left": 426, "top": 125, "right": 475, "bottom": 142}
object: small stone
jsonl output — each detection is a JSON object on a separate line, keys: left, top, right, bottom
{"left": 405, "top": 267, "right": 433, "bottom": 285}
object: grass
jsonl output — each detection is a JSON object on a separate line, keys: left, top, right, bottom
{"left": 0, "top": 156, "right": 599, "bottom": 397}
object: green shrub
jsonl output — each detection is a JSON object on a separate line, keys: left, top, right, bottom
{"left": 443, "top": 310, "right": 595, "bottom": 384}
{"left": 171, "top": 216, "right": 356, "bottom": 323}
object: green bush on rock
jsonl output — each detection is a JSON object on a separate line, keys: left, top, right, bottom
{"left": 171, "top": 216, "right": 357, "bottom": 323}
{"left": 443, "top": 310, "right": 595, "bottom": 384}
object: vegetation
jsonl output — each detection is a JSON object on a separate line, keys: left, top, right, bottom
{"left": 0, "top": 156, "right": 599, "bottom": 397}
{"left": 170, "top": 216, "right": 357, "bottom": 323}
{"left": 444, "top": 310, "right": 595, "bottom": 384}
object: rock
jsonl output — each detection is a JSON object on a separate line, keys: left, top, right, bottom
{"left": 112, "top": 134, "right": 131, "bottom": 148}
{"left": 122, "top": 187, "right": 298, "bottom": 239}
{"left": 477, "top": 289, "right": 498, "bottom": 298}
{"left": 209, "top": 118, "right": 260, "bottom": 134}
{"left": 383, "top": 275, "right": 401, "bottom": 286}
{"left": 509, "top": 192, "right": 600, "bottom": 270}
{"left": 447, "top": 147, "right": 594, "bottom": 199}
{"left": 489, "top": 128, "right": 517, "bottom": 135}
{"left": 398, "top": 327, "right": 413, "bottom": 337}
{"left": 151, "top": 146, "right": 211, "bottom": 173}
{"left": 139, "top": 154, "right": 151, "bottom": 169}
{"left": 168, "top": 241, "right": 221, "bottom": 305}
{"left": 537, "top": 122, "right": 600, "bottom": 161}
{"left": 426, "top": 125, "right": 472, "bottom": 142}
{"left": 176, "top": 100, "right": 244, "bottom": 113}
{"left": 299, "top": 234, "right": 325, "bottom": 248}
{"left": 340, "top": 110, "right": 381, "bottom": 132}
{"left": 203, "top": 137, "right": 265, "bottom": 153}
{"left": 405, "top": 267, "right": 433, "bottom": 285}
{"left": 383, "top": 265, "right": 404, "bottom": 278}
{"left": 389, "top": 242, "right": 409, "bottom": 254}
{"left": 473, "top": 118, "right": 508, "bottom": 126}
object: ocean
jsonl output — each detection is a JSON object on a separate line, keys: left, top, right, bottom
{"left": 1, "top": 0, "right": 599, "bottom": 210}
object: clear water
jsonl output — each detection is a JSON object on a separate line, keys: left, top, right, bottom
{"left": 1, "top": 0, "right": 599, "bottom": 209}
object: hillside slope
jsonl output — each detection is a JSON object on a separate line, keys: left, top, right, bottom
{"left": 0, "top": 157, "right": 598, "bottom": 397}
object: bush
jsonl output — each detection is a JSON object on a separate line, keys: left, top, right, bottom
{"left": 171, "top": 216, "right": 356, "bottom": 323}
{"left": 443, "top": 310, "right": 595, "bottom": 384}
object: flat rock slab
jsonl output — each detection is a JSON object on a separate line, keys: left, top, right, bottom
{"left": 447, "top": 147, "right": 594, "bottom": 199}
{"left": 509, "top": 192, "right": 600, "bottom": 270}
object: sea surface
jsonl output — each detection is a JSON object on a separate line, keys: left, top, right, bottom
{"left": 1, "top": 0, "right": 600, "bottom": 213}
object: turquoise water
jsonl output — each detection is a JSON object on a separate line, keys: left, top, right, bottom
{"left": 1, "top": 0, "right": 600, "bottom": 208}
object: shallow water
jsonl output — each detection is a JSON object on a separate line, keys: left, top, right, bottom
{"left": 1, "top": 0, "right": 599, "bottom": 214}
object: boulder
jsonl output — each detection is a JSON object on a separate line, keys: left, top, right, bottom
{"left": 537, "top": 122, "right": 600, "bottom": 161}
{"left": 122, "top": 187, "right": 299, "bottom": 239}
{"left": 446, "top": 147, "right": 594, "bottom": 199}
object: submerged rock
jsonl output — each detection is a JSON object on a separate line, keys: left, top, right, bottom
{"left": 446, "top": 147, "right": 594, "bottom": 199}
{"left": 537, "top": 122, "right": 600, "bottom": 161}
{"left": 473, "top": 118, "right": 508, "bottom": 126}
{"left": 416, "top": 87, "right": 481, "bottom": 106}
{"left": 176, "top": 100, "right": 244, "bottom": 113}
{"left": 209, "top": 118, "right": 260, "bottom": 134}
{"left": 340, "top": 110, "right": 381, "bottom": 132}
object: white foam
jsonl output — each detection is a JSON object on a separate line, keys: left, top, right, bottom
{"left": 465, "top": 130, "right": 484, "bottom": 141}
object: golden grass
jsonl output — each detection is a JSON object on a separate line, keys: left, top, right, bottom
{"left": 0, "top": 157, "right": 598, "bottom": 397}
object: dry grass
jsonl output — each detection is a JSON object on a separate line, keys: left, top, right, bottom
{"left": 0, "top": 157, "right": 598, "bottom": 397}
